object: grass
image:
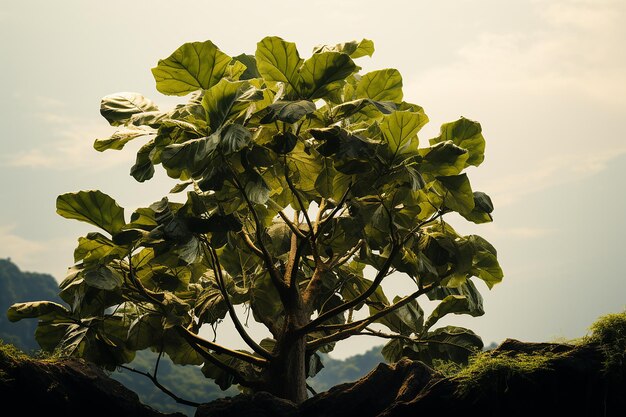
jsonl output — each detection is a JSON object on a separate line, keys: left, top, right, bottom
{"left": 586, "top": 311, "right": 626, "bottom": 377}
{"left": 431, "top": 311, "right": 626, "bottom": 396}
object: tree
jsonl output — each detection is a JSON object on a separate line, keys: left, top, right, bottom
{"left": 8, "top": 37, "right": 502, "bottom": 404}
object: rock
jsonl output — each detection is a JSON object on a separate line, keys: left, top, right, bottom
{"left": 0, "top": 344, "right": 183, "bottom": 417}
{"left": 300, "top": 359, "right": 435, "bottom": 417}
{"left": 195, "top": 339, "right": 626, "bottom": 417}
{"left": 195, "top": 391, "right": 298, "bottom": 417}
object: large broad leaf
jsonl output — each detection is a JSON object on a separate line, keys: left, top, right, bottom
{"left": 380, "top": 111, "right": 428, "bottom": 160}
{"left": 131, "top": 140, "right": 156, "bottom": 182}
{"left": 94, "top": 127, "right": 153, "bottom": 152}
{"left": 377, "top": 296, "right": 424, "bottom": 336}
{"left": 100, "top": 92, "right": 159, "bottom": 126}
{"left": 161, "top": 134, "right": 220, "bottom": 178}
{"left": 434, "top": 174, "right": 475, "bottom": 215}
{"left": 418, "top": 141, "right": 469, "bottom": 177}
{"left": 471, "top": 251, "right": 503, "bottom": 289}
{"left": 256, "top": 36, "right": 302, "bottom": 96}
{"left": 152, "top": 40, "right": 233, "bottom": 96}
{"left": 250, "top": 273, "right": 282, "bottom": 325}
{"left": 57, "top": 190, "right": 125, "bottom": 235}
{"left": 260, "top": 100, "right": 316, "bottom": 124}
{"left": 84, "top": 265, "right": 124, "bottom": 291}
{"left": 202, "top": 79, "right": 246, "bottom": 132}
{"left": 312, "top": 39, "right": 375, "bottom": 59}
{"left": 233, "top": 54, "right": 260, "bottom": 80}
{"left": 356, "top": 69, "right": 403, "bottom": 102}
{"left": 297, "top": 52, "right": 357, "bottom": 99}
{"left": 220, "top": 124, "right": 252, "bottom": 155}
{"left": 431, "top": 117, "right": 485, "bottom": 167}
{"left": 460, "top": 191, "right": 494, "bottom": 224}
{"left": 74, "top": 232, "right": 125, "bottom": 264}
{"left": 7, "top": 301, "right": 71, "bottom": 322}
{"left": 424, "top": 294, "right": 483, "bottom": 331}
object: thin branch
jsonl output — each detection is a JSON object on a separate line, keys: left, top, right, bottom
{"left": 229, "top": 172, "right": 288, "bottom": 298}
{"left": 358, "top": 328, "right": 475, "bottom": 353}
{"left": 297, "top": 243, "right": 401, "bottom": 336}
{"left": 202, "top": 241, "right": 273, "bottom": 361}
{"left": 118, "top": 365, "right": 200, "bottom": 407}
{"left": 329, "top": 239, "right": 363, "bottom": 269}
{"left": 240, "top": 230, "right": 264, "bottom": 257}
{"left": 277, "top": 209, "right": 306, "bottom": 239}
{"left": 317, "top": 183, "right": 352, "bottom": 234}
{"left": 305, "top": 279, "right": 443, "bottom": 351}
{"left": 175, "top": 325, "right": 268, "bottom": 367}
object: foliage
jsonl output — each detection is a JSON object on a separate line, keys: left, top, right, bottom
{"left": 0, "top": 259, "right": 61, "bottom": 352}
{"left": 8, "top": 36, "right": 502, "bottom": 403}
{"left": 587, "top": 311, "right": 626, "bottom": 376}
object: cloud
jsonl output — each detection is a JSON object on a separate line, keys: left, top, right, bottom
{"left": 408, "top": 0, "right": 626, "bottom": 206}
{"left": 0, "top": 224, "right": 76, "bottom": 281}
{"left": 4, "top": 107, "right": 135, "bottom": 171}
{"left": 482, "top": 147, "right": 626, "bottom": 207}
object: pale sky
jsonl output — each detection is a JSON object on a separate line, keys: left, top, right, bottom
{"left": 1, "top": 0, "right": 625, "bottom": 358}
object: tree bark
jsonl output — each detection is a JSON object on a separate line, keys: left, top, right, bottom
{"left": 266, "top": 312, "right": 308, "bottom": 404}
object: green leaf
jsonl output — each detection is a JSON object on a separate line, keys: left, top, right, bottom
{"left": 7, "top": 301, "right": 70, "bottom": 322}
{"left": 381, "top": 338, "right": 404, "bottom": 363}
{"left": 152, "top": 40, "right": 233, "bottom": 96}
{"left": 75, "top": 232, "right": 125, "bottom": 263}
{"left": 418, "top": 141, "right": 469, "bottom": 176}
{"left": 297, "top": 52, "right": 357, "bottom": 99}
{"left": 471, "top": 252, "right": 503, "bottom": 289}
{"left": 313, "top": 39, "right": 375, "bottom": 59}
{"left": 460, "top": 191, "right": 494, "bottom": 224}
{"left": 195, "top": 282, "right": 228, "bottom": 325}
{"left": 127, "top": 314, "right": 163, "bottom": 350}
{"left": 256, "top": 36, "right": 302, "bottom": 96}
{"left": 424, "top": 295, "right": 479, "bottom": 331}
{"left": 356, "top": 69, "right": 403, "bottom": 102}
{"left": 250, "top": 273, "right": 282, "bottom": 325}
{"left": 244, "top": 170, "right": 271, "bottom": 204}
{"left": 260, "top": 100, "right": 316, "bottom": 124}
{"left": 431, "top": 117, "right": 485, "bottom": 167}
{"left": 57, "top": 190, "right": 125, "bottom": 235}
{"left": 100, "top": 92, "right": 159, "bottom": 126}
{"left": 131, "top": 140, "right": 156, "bottom": 182}
{"left": 378, "top": 296, "right": 424, "bottom": 336}
{"left": 434, "top": 174, "right": 475, "bottom": 215}
{"left": 202, "top": 79, "right": 246, "bottom": 132}
{"left": 415, "top": 326, "right": 483, "bottom": 365}
{"left": 267, "top": 131, "right": 298, "bottom": 154}
{"left": 233, "top": 54, "right": 260, "bottom": 80}
{"left": 84, "top": 265, "right": 124, "bottom": 291}
{"left": 94, "top": 127, "right": 152, "bottom": 152}
{"left": 161, "top": 134, "right": 220, "bottom": 178}
{"left": 380, "top": 111, "right": 428, "bottom": 160}
{"left": 221, "top": 123, "right": 252, "bottom": 154}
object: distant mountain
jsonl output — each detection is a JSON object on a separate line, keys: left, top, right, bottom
{"left": 0, "top": 258, "right": 62, "bottom": 351}
{"left": 0, "top": 258, "right": 386, "bottom": 416}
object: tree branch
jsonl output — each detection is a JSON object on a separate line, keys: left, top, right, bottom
{"left": 175, "top": 325, "right": 268, "bottom": 367}
{"left": 305, "top": 280, "right": 440, "bottom": 351}
{"left": 118, "top": 364, "right": 200, "bottom": 407}
{"left": 229, "top": 172, "right": 289, "bottom": 301}
{"left": 297, "top": 243, "right": 401, "bottom": 336}
{"left": 202, "top": 240, "right": 274, "bottom": 361}
{"left": 240, "top": 229, "right": 264, "bottom": 257}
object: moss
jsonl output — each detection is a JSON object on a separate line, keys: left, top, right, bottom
{"left": 451, "top": 350, "right": 557, "bottom": 396}
{"left": 586, "top": 311, "right": 626, "bottom": 377}
{"left": 0, "top": 339, "right": 29, "bottom": 362}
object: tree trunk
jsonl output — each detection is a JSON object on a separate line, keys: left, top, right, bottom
{"left": 265, "top": 313, "right": 308, "bottom": 404}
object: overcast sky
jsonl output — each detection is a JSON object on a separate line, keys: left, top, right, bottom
{"left": 1, "top": 0, "right": 625, "bottom": 358}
